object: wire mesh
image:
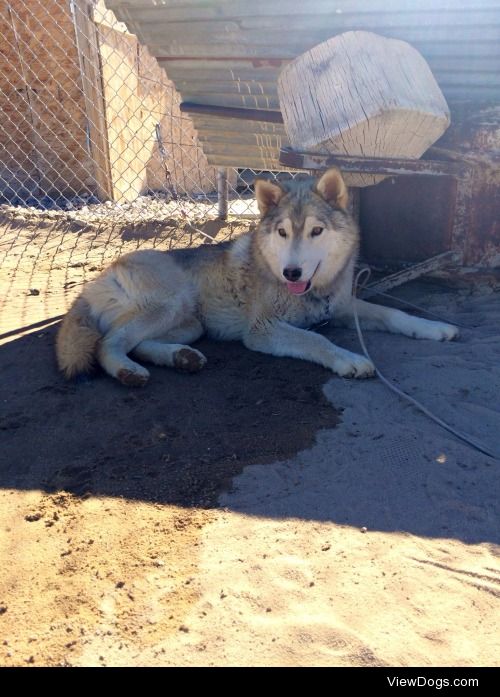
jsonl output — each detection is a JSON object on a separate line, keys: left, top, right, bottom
{"left": 0, "top": 0, "right": 295, "bottom": 337}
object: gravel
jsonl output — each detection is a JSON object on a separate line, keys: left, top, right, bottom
{"left": 0, "top": 193, "right": 259, "bottom": 226}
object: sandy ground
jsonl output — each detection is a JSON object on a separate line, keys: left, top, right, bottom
{"left": 0, "top": 212, "right": 499, "bottom": 666}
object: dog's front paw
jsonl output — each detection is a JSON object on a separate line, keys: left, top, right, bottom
{"left": 331, "top": 351, "right": 375, "bottom": 379}
{"left": 410, "top": 320, "right": 459, "bottom": 342}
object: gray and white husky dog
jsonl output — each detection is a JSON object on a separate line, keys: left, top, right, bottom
{"left": 56, "top": 168, "right": 458, "bottom": 386}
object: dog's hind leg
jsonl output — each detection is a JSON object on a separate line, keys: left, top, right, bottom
{"left": 98, "top": 326, "right": 150, "bottom": 387}
{"left": 97, "top": 308, "right": 181, "bottom": 386}
{"left": 336, "top": 298, "right": 459, "bottom": 341}
{"left": 160, "top": 318, "right": 204, "bottom": 344}
{"left": 132, "top": 318, "right": 207, "bottom": 373}
{"left": 132, "top": 340, "right": 207, "bottom": 373}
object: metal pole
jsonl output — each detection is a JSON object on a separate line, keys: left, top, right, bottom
{"left": 217, "top": 168, "right": 228, "bottom": 220}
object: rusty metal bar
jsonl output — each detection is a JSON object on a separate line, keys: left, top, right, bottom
{"left": 450, "top": 171, "right": 475, "bottom": 260}
{"left": 180, "top": 102, "right": 284, "bottom": 124}
{"left": 279, "top": 147, "right": 470, "bottom": 178}
{"left": 361, "top": 251, "right": 463, "bottom": 299}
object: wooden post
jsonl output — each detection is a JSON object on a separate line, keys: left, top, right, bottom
{"left": 278, "top": 31, "right": 450, "bottom": 187}
{"left": 71, "top": 0, "right": 113, "bottom": 201}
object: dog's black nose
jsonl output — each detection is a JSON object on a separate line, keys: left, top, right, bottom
{"left": 283, "top": 267, "right": 302, "bottom": 282}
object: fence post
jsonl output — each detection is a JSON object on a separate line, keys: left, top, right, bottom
{"left": 217, "top": 168, "right": 228, "bottom": 220}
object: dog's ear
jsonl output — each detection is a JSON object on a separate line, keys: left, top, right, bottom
{"left": 254, "top": 178, "right": 285, "bottom": 216}
{"left": 315, "top": 168, "right": 348, "bottom": 210}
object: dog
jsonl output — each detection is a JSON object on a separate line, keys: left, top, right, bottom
{"left": 56, "top": 168, "right": 458, "bottom": 386}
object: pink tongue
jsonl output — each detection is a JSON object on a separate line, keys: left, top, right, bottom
{"left": 286, "top": 281, "right": 308, "bottom": 295}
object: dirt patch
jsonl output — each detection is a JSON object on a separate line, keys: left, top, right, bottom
{"left": 0, "top": 328, "right": 339, "bottom": 666}
{"left": 1, "top": 326, "right": 339, "bottom": 508}
{"left": 0, "top": 489, "right": 209, "bottom": 667}
{"left": 0, "top": 210, "right": 340, "bottom": 665}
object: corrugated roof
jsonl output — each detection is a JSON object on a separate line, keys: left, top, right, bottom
{"left": 105, "top": 0, "right": 500, "bottom": 170}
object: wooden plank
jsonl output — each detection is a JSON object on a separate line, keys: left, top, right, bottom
{"left": 168, "top": 55, "right": 500, "bottom": 84}
{"left": 177, "top": 76, "right": 497, "bottom": 107}
{"left": 194, "top": 129, "right": 287, "bottom": 147}
{"left": 118, "top": 11, "right": 499, "bottom": 34}
{"left": 207, "top": 152, "right": 287, "bottom": 167}
{"left": 156, "top": 61, "right": 285, "bottom": 76}
{"left": 203, "top": 139, "right": 280, "bottom": 160}
{"left": 106, "top": 1, "right": 500, "bottom": 22}
{"left": 193, "top": 124, "right": 287, "bottom": 139}
{"left": 244, "top": 10, "right": 498, "bottom": 28}
{"left": 175, "top": 71, "right": 499, "bottom": 100}
{"left": 133, "top": 26, "right": 500, "bottom": 50}
{"left": 441, "top": 85, "right": 500, "bottom": 101}
{"left": 434, "top": 72, "right": 500, "bottom": 87}
{"left": 146, "top": 34, "right": 500, "bottom": 61}
{"left": 73, "top": 0, "right": 113, "bottom": 200}
{"left": 198, "top": 133, "right": 286, "bottom": 147}
{"left": 427, "top": 56, "right": 500, "bottom": 74}
{"left": 175, "top": 80, "right": 276, "bottom": 96}
{"left": 167, "top": 56, "right": 497, "bottom": 85}
{"left": 151, "top": 40, "right": 500, "bottom": 61}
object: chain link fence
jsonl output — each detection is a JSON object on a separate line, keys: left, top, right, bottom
{"left": 0, "top": 0, "right": 295, "bottom": 336}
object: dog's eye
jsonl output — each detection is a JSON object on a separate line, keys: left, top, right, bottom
{"left": 311, "top": 226, "right": 324, "bottom": 237}
{"left": 277, "top": 228, "right": 287, "bottom": 238}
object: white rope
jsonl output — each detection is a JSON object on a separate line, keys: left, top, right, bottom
{"left": 353, "top": 268, "right": 499, "bottom": 460}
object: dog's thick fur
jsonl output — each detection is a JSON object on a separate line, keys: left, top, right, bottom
{"left": 56, "top": 169, "right": 458, "bottom": 386}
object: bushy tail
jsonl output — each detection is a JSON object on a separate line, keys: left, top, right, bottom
{"left": 56, "top": 297, "right": 101, "bottom": 378}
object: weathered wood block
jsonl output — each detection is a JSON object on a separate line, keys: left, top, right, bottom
{"left": 278, "top": 31, "right": 450, "bottom": 186}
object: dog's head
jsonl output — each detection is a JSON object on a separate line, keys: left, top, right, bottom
{"left": 254, "top": 168, "right": 359, "bottom": 295}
